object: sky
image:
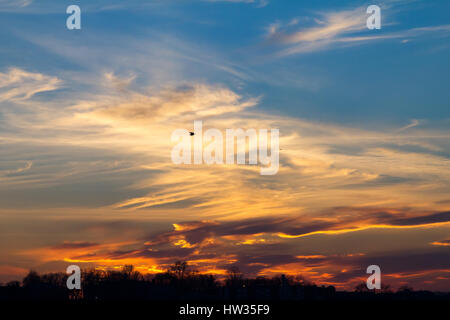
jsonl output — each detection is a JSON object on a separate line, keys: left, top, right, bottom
{"left": 0, "top": 0, "right": 449, "bottom": 291}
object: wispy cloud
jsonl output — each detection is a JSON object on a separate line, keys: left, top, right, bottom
{"left": 206, "top": 0, "right": 268, "bottom": 8}
{"left": 430, "top": 239, "right": 450, "bottom": 247}
{"left": 15, "top": 211, "right": 450, "bottom": 289}
{"left": 0, "top": 0, "right": 32, "bottom": 10}
{"left": 1, "top": 68, "right": 450, "bottom": 220}
{"left": 266, "top": 7, "right": 371, "bottom": 56}
{"left": 397, "top": 119, "right": 421, "bottom": 132}
{"left": 266, "top": 7, "right": 450, "bottom": 56}
{"left": 0, "top": 68, "right": 61, "bottom": 102}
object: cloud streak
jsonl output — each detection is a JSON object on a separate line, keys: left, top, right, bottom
{"left": 0, "top": 68, "right": 61, "bottom": 102}
{"left": 15, "top": 210, "right": 450, "bottom": 290}
{"left": 265, "top": 7, "right": 450, "bottom": 56}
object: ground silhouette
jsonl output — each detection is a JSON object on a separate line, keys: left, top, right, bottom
{"left": 0, "top": 262, "right": 448, "bottom": 301}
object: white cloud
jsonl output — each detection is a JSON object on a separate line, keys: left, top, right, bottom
{"left": 266, "top": 7, "right": 450, "bottom": 56}
{"left": 1, "top": 69, "right": 449, "bottom": 218}
{"left": 0, "top": 68, "right": 61, "bottom": 102}
{"left": 396, "top": 119, "right": 421, "bottom": 132}
{"left": 0, "top": 0, "right": 32, "bottom": 9}
{"left": 207, "top": 0, "right": 268, "bottom": 7}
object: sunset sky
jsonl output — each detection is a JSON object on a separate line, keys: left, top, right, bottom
{"left": 0, "top": 0, "right": 449, "bottom": 291}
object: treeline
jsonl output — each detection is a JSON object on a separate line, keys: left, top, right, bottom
{"left": 0, "top": 262, "right": 448, "bottom": 301}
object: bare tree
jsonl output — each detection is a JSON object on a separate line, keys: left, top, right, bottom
{"left": 354, "top": 282, "right": 369, "bottom": 293}
{"left": 226, "top": 266, "right": 243, "bottom": 286}
{"left": 169, "top": 261, "right": 188, "bottom": 280}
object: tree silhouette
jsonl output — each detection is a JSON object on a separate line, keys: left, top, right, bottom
{"left": 380, "top": 283, "right": 392, "bottom": 293}
{"left": 226, "top": 266, "right": 243, "bottom": 286}
{"left": 22, "top": 270, "right": 41, "bottom": 288}
{"left": 169, "top": 261, "right": 189, "bottom": 280}
{"left": 398, "top": 285, "right": 413, "bottom": 293}
{"left": 1, "top": 263, "right": 444, "bottom": 301}
{"left": 354, "top": 282, "right": 369, "bottom": 293}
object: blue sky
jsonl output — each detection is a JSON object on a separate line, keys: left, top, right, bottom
{"left": 1, "top": 0, "right": 449, "bottom": 125}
